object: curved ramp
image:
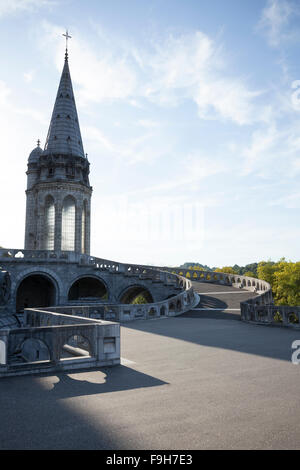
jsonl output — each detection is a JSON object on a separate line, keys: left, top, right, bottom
{"left": 185, "top": 281, "right": 259, "bottom": 320}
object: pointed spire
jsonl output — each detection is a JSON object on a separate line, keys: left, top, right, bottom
{"left": 43, "top": 38, "right": 85, "bottom": 159}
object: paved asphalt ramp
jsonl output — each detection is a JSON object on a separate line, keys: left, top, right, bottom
{"left": 1, "top": 282, "right": 300, "bottom": 450}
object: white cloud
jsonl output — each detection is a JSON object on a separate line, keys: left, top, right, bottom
{"left": 0, "top": 0, "right": 54, "bottom": 18}
{"left": 40, "top": 22, "right": 265, "bottom": 125}
{"left": 240, "top": 118, "right": 300, "bottom": 179}
{"left": 0, "top": 79, "right": 10, "bottom": 104}
{"left": 143, "top": 32, "right": 265, "bottom": 125}
{"left": 40, "top": 21, "right": 138, "bottom": 105}
{"left": 23, "top": 71, "right": 35, "bottom": 83}
{"left": 258, "top": 0, "right": 299, "bottom": 47}
{"left": 269, "top": 191, "right": 300, "bottom": 208}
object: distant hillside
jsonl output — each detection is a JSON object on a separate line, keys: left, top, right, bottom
{"left": 180, "top": 262, "right": 259, "bottom": 276}
{"left": 180, "top": 262, "right": 214, "bottom": 272}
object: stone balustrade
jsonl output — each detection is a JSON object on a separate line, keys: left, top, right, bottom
{"left": 0, "top": 308, "right": 120, "bottom": 377}
{"left": 36, "top": 277, "right": 197, "bottom": 322}
{"left": 163, "top": 267, "right": 300, "bottom": 329}
{"left": 240, "top": 302, "right": 300, "bottom": 327}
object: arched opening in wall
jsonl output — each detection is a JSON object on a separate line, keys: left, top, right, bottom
{"left": 61, "top": 334, "right": 92, "bottom": 360}
{"left": 20, "top": 338, "right": 50, "bottom": 363}
{"left": 16, "top": 274, "right": 56, "bottom": 313}
{"left": 68, "top": 277, "right": 108, "bottom": 301}
{"left": 160, "top": 306, "right": 166, "bottom": 316}
{"left": 44, "top": 195, "right": 55, "bottom": 250}
{"left": 119, "top": 286, "right": 154, "bottom": 304}
{"left": 62, "top": 195, "right": 76, "bottom": 251}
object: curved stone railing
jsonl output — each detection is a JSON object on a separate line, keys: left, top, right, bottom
{"left": 37, "top": 275, "right": 198, "bottom": 322}
{"left": 0, "top": 248, "right": 185, "bottom": 288}
{"left": 158, "top": 267, "right": 279, "bottom": 323}
{"left": 160, "top": 267, "right": 272, "bottom": 299}
{"left": 2, "top": 248, "right": 299, "bottom": 330}
{"left": 159, "top": 267, "right": 300, "bottom": 329}
{"left": 0, "top": 249, "right": 198, "bottom": 316}
{"left": 240, "top": 303, "right": 300, "bottom": 328}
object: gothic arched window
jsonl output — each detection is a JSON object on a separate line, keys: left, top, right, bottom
{"left": 61, "top": 195, "right": 76, "bottom": 251}
{"left": 44, "top": 195, "right": 55, "bottom": 250}
{"left": 81, "top": 201, "right": 87, "bottom": 254}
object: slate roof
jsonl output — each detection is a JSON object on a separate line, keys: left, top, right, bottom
{"left": 44, "top": 52, "right": 85, "bottom": 159}
{"left": 28, "top": 145, "right": 43, "bottom": 163}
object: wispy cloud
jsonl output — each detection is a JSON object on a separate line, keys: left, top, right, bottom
{"left": 0, "top": 79, "right": 10, "bottom": 104}
{"left": 241, "top": 119, "right": 300, "bottom": 179}
{"left": 257, "top": 0, "right": 300, "bottom": 47}
{"left": 40, "top": 22, "right": 266, "bottom": 126}
{"left": 142, "top": 31, "right": 266, "bottom": 125}
{"left": 269, "top": 191, "right": 300, "bottom": 208}
{"left": 0, "top": 0, "right": 55, "bottom": 18}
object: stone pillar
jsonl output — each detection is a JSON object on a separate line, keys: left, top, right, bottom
{"left": 0, "top": 329, "right": 9, "bottom": 365}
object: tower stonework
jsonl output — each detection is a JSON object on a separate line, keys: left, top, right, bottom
{"left": 24, "top": 51, "right": 92, "bottom": 254}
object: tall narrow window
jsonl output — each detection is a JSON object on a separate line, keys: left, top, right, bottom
{"left": 81, "top": 202, "right": 86, "bottom": 254}
{"left": 62, "top": 195, "right": 76, "bottom": 251}
{"left": 44, "top": 196, "right": 55, "bottom": 250}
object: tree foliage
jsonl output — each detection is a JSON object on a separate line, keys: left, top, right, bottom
{"left": 257, "top": 259, "right": 300, "bottom": 306}
{"left": 214, "top": 266, "right": 238, "bottom": 274}
{"left": 182, "top": 258, "right": 300, "bottom": 306}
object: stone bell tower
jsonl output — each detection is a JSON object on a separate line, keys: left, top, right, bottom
{"left": 24, "top": 38, "right": 92, "bottom": 254}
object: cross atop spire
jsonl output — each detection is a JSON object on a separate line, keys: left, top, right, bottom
{"left": 62, "top": 29, "right": 72, "bottom": 61}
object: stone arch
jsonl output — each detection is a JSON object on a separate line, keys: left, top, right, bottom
{"left": 14, "top": 269, "right": 60, "bottom": 313}
{"left": 68, "top": 275, "right": 109, "bottom": 301}
{"left": 19, "top": 337, "right": 51, "bottom": 362}
{"left": 160, "top": 305, "right": 167, "bottom": 316}
{"left": 61, "top": 333, "right": 92, "bottom": 359}
{"left": 148, "top": 307, "right": 156, "bottom": 317}
{"left": 118, "top": 284, "right": 154, "bottom": 304}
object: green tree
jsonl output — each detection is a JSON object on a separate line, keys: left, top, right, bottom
{"left": 132, "top": 294, "right": 148, "bottom": 304}
{"left": 273, "top": 262, "right": 300, "bottom": 306}
{"left": 257, "top": 260, "right": 277, "bottom": 285}
{"left": 214, "top": 266, "right": 238, "bottom": 274}
{"left": 244, "top": 271, "right": 256, "bottom": 278}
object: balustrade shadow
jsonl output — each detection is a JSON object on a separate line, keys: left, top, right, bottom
{"left": 0, "top": 365, "right": 168, "bottom": 449}
{"left": 183, "top": 310, "right": 240, "bottom": 321}
{"left": 197, "top": 295, "right": 228, "bottom": 310}
{"left": 122, "top": 314, "right": 299, "bottom": 362}
{"left": 49, "top": 364, "right": 168, "bottom": 398}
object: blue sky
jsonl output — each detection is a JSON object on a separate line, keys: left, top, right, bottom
{"left": 0, "top": 0, "right": 300, "bottom": 267}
